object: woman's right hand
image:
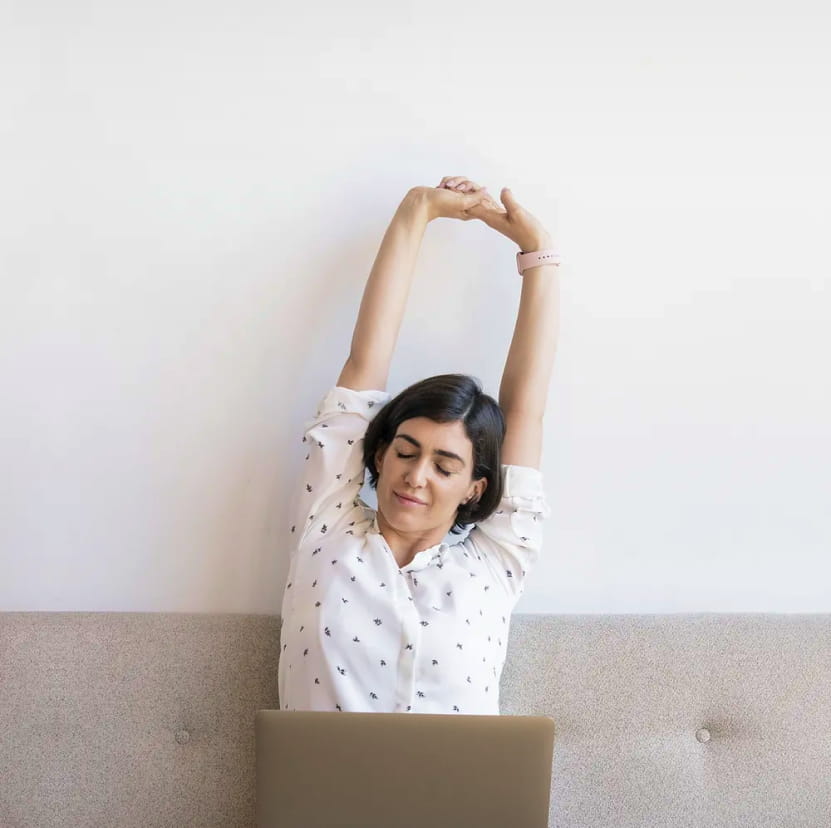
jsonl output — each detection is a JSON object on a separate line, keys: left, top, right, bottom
{"left": 439, "top": 176, "right": 553, "bottom": 252}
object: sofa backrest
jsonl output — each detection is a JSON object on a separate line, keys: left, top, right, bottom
{"left": 1, "top": 612, "right": 828, "bottom": 827}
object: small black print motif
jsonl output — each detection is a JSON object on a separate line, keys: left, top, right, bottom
{"left": 466, "top": 676, "right": 472, "bottom": 683}
{"left": 337, "top": 502, "right": 342, "bottom": 509}
{"left": 312, "top": 580, "right": 317, "bottom": 587}
{"left": 506, "top": 569, "right": 513, "bottom": 578}
{"left": 325, "top": 627, "right": 331, "bottom": 636}
{"left": 336, "top": 474, "right": 342, "bottom": 480}
{"left": 405, "top": 643, "right": 413, "bottom": 650}
{"left": 315, "top": 677, "right": 320, "bottom": 684}
{"left": 417, "top": 691, "right": 425, "bottom": 698}
{"left": 303, "top": 648, "right": 309, "bottom": 656}
{"left": 453, "top": 705, "right": 460, "bottom": 712}
{"left": 351, "top": 576, "right": 356, "bottom": 582}
{"left": 347, "top": 439, "right": 354, "bottom": 445}
{"left": 342, "top": 597, "right": 349, "bottom": 603}
{"left": 306, "top": 484, "right": 312, "bottom": 492}
{"left": 321, "top": 524, "right": 328, "bottom": 533}
{"left": 336, "top": 704, "right": 342, "bottom": 711}
{"left": 353, "top": 636, "right": 360, "bottom": 642}
{"left": 315, "top": 601, "right": 321, "bottom": 607}
{"left": 370, "top": 692, "right": 378, "bottom": 699}
{"left": 457, "top": 643, "right": 463, "bottom": 649}
{"left": 380, "top": 659, "right": 386, "bottom": 666}
{"left": 374, "top": 618, "right": 382, "bottom": 625}
{"left": 291, "top": 525, "right": 295, "bottom": 533}
{"left": 337, "top": 666, "right": 346, "bottom": 675}
{"left": 317, "top": 441, "right": 324, "bottom": 448}
{"left": 432, "top": 659, "right": 438, "bottom": 665}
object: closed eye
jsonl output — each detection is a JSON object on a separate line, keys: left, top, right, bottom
{"left": 395, "top": 452, "right": 452, "bottom": 477}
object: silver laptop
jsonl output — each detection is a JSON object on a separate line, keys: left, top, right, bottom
{"left": 256, "top": 709, "right": 555, "bottom": 828}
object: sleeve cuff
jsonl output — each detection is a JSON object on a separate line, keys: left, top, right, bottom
{"left": 315, "top": 385, "right": 393, "bottom": 420}
{"left": 501, "top": 464, "right": 552, "bottom": 520}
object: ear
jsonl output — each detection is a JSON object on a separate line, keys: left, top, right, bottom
{"left": 466, "top": 477, "right": 488, "bottom": 505}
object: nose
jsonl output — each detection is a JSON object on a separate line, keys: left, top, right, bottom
{"left": 404, "top": 458, "right": 430, "bottom": 489}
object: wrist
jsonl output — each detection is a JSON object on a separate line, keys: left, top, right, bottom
{"left": 522, "top": 236, "right": 554, "bottom": 253}
{"left": 402, "top": 188, "right": 433, "bottom": 224}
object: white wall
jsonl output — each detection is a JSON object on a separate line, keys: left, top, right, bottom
{"left": 2, "top": 0, "right": 828, "bottom": 613}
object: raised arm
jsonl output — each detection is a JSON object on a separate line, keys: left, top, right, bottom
{"left": 337, "top": 182, "right": 491, "bottom": 392}
{"left": 498, "top": 254, "right": 560, "bottom": 469}
{"left": 337, "top": 189, "right": 429, "bottom": 392}
{"left": 446, "top": 178, "right": 560, "bottom": 470}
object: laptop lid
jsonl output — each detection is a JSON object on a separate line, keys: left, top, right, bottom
{"left": 256, "top": 709, "right": 555, "bottom": 828}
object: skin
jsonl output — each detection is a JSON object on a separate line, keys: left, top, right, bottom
{"left": 373, "top": 417, "right": 488, "bottom": 568}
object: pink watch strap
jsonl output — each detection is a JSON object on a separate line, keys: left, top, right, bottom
{"left": 516, "top": 248, "right": 561, "bottom": 275}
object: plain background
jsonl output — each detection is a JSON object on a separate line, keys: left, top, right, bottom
{"left": 1, "top": 0, "right": 828, "bottom": 613}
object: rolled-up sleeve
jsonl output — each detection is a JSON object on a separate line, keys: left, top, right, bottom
{"left": 465, "top": 464, "right": 551, "bottom": 600}
{"left": 288, "top": 385, "right": 392, "bottom": 549}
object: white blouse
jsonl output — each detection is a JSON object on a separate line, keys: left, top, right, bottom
{"left": 278, "top": 385, "right": 551, "bottom": 715}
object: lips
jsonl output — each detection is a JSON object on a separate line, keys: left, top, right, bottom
{"left": 395, "top": 491, "right": 426, "bottom": 505}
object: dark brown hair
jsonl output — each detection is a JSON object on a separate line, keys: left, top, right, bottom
{"left": 362, "top": 374, "right": 505, "bottom": 534}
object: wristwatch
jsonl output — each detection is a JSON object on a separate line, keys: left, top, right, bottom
{"left": 516, "top": 248, "right": 561, "bottom": 275}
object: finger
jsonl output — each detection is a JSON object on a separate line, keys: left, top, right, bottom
{"left": 462, "top": 189, "right": 489, "bottom": 208}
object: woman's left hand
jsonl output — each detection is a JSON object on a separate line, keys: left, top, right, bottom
{"left": 411, "top": 177, "right": 501, "bottom": 222}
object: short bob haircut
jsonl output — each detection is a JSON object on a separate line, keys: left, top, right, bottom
{"left": 362, "top": 373, "right": 506, "bottom": 535}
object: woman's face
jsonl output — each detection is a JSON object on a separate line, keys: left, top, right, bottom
{"left": 374, "top": 417, "right": 487, "bottom": 533}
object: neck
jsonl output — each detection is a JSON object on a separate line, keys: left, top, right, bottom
{"left": 375, "top": 508, "right": 450, "bottom": 568}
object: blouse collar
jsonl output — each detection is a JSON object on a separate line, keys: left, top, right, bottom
{"left": 369, "top": 514, "right": 448, "bottom": 571}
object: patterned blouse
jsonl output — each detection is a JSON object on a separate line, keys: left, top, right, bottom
{"left": 278, "top": 385, "right": 551, "bottom": 715}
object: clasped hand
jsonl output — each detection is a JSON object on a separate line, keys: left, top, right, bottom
{"left": 412, "top": 176, "right": 553, "bottom": 253}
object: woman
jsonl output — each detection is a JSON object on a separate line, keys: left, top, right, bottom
{"left": 279, "top": 176, "right": 559, "bottom": 715}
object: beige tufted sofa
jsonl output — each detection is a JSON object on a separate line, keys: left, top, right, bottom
{"left": 1, "top": 612, "right": 829, "bottom": 827}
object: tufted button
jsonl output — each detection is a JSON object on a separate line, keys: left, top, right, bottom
{"left": 695, "top": 728, "right": 711, "bottom": 743}
{"left": 175, "top": 729, "right": 191, "bottom": 744}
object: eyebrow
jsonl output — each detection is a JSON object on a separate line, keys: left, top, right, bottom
{"left": 394, "top": 433, "right": 466, "bottom": 466}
